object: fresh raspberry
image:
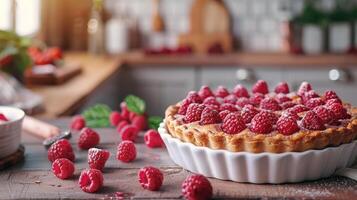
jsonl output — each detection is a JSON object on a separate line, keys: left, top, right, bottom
{"left": 184, "top": 103, "right": 205, "bottom": 123}
{"left": 281, "top": 110, "right": 300, "bottom": 121}
{"left": 301, "top": 111, "right": 325, "bottom": 130}
{"left": 144, "top": 129, "right": 164, "bottom": 148}
{"left": 70, "top": 115, "right": 86, "bottom": 131}
{"left": 250, "top": 93, "right": 265, "bottom": 106}
{"left": 324, "top": 90, "right": 340, "bottom": 101}
{"left": 88, "top": 148, "right": 110, "bottom": 171}
{"left": 249, "top": 111, "right": 276, "bottom": 134}
{"left": 260, "top": 97, "right": 282, "bottom": 111}
{"left": 116, "top": 120, "right": 129, "bottom": 133}
{"left": 275, "top": 93, "right": 292, "bottom": 104}
{"left": 313, "top": 106, "right": 335, "bottom": 124}
{"left": 52, "top": 158, "right": 75, "bottom": 179}
{"left": 236, "top": 97, "right": 251, "bottom": 108}
{"left": 219, "top": 110, "right": 231, "bottom": 121}
{"left": 220, "top": 103, "right": 239, "bottom": 112}
{"left": 78, "top": 128, "right": 100, "bottom": 150}
{"left": 129, "top": 112, "right": 137, "bottom": 122}
{"left": 0, "top": 113, "right": 8, "bottom": 121}
{"left": 120, "top": 102, "right": 130, "bottom": 120}
{"left": 252, "top": 80, "right": 269, "bottom": 94}
{"left": 286, "top": 105, "right": 309, "bottom": 115}
{"left": 199, "top": 107, "right": 221, "bottom": 125}
{"left": 221, "top": 113, "right": 246, "bottom": 134}
{"left": 297, "top": 81, "right": 312, "bottom": 96}
{"left": 281, "top": 101, "right": 297, "bottom": 109}
{"left": 138, "top": 166, "right": 164, "bottom": 191}
{"left": 241, "top": 104, "right": 260, "bottom": 123}
{"left": 326, "top": 103, "right": 350, "bottom": 120}
{"left": 274, "top": 82, "right": 290, "bottom": 94}
{"left": 223, "top": 94, "right": 237, "bottom": 104}
{"left": 198, "top": 85, "right": 214, "bottom": 100}
{"left": 131, "top": 115, "right": 147, "bottom": 131}
{"left": 325, "top": 98, "right": 342, "bottom": 107}
{"left": 182, "top": 175, "right": 213, "bottom": 200}
{"left": 110, "top": 111, "right": 123, "bottom": 126}
{"left": 302, "top": 90, "right": 319, "bottom": 103}
{"left": 120, "top": 125, "right": 139, "bottom": 142}
{"left": 276, "top": 116, "right": 299, "bottom": 135}
{"left": 78, "top": 169, "right": 103, "bottom": 193}
{"left": 305, "top": 97, "right": 325, "bottom": 109}
{"left": 215, "top": 86, "right": 229, "bottom": 98}
{"left": 48, "top": 139, "right": 75, "bottom": 162}
{"left": 117, "top": 140, "right": 136, "bottom": 162}
{"left": 233, "top": 84, "right": 250, "bottom": 98}
{"left": 186, "top": 91, "right": 202, "bottom": 103}
{"left": 178, "top": 99, "right": 192, "bottom": 115}
{"left": 203, "top": 96, "right": 220, "bottom": 107}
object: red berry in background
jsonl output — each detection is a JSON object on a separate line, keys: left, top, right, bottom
{"left": 88, "top": 148, "right": 110, "bottom": 171}
{"left": 186, "top": 91, "right": 202, "bottom": 104}
{"left": 250, "top": 93, "right": 265, "bottom": 106}
{"left": 215, "top": 86, "right": 229, "bottom": 98}
{"left": 286, "top": 105, "right": 309, "bottom": 115}
{"left": 48, "top": 139, "right": 75, "bottom": 162}
{"left": 120, "top": 102, "right": 130, "bottom": 120}
{"left": 132, "top": 115, "right": 148, "bottom": 131}
{"left": 274, "top": 82, "right": 290, "bottom": 94}
{"left": 0, "top": 113, "right": 8, "bottom": 121}
{"left": 182, "top": 174, "right": 213, "bottom": 200}
{"left": 275, "top": 93, "right": 291, "bottom": 104}
{"left": 219, "top": 103, "right": 239, "bottom": 112}
{"left": 276, "top": 116, "right": 299, "bottom": 135}
{"left": 260, "top": 97, "right": 282, "bottom": 111}
{"left": 199, "top": 106, "right": 221, "bottom": 125}
{"left": 252, "top": 80, "right": 269, "bottom": 94}
{"left": 0, "top": 55, "right": 13, "bottom": 67}
{"left": 324, "top": 90, "right": 340, "bottom": 101}
{"left": 236, "top": 97, "right": 251, "bottom": 108}
{"left": 138, "top": 166, "right": 164, "bottom": 191}
{"left": 52, "top": 158, "right": 75, "bottom": 180}
{"left": 218, "top": 110, "right": 230, "bottom": 121}
{"left": 326, "top": 103, "right": 350, "bottom": 120}
{"left": 178, "top": 99, "right": 192, "bottom": 115}
{"left": 144, "top": 130, "right": 164, "bottom": 148}
{"left": 117, "top": 140, "right": 137, "bottom": 163}
{"left": 198, "top": 85, "right": 214, "bottom": 100}
{"left": 116, "top": 120, "right": 129, "bottom": 133}
{"left": 302, "top": 90, "right": 319, "bottom": 103}
{"left": 297, "top": 81, "right": 312, "bottom": 96}
{"left": 250, "top": 111, "right": 276, "bottom": 134}
{"left": 78, "top": 169, "right": 103, "bottom": 193}
{"left": 223, "top": 94, "right": 238, "bottom": 104}
{"left": 184, "top": 103, "right": 205, "bottom": 123}
{"left": 129, "top": 112, "right": 137, "bottom": 122}
{"left": 241, "top": 104, "right": 260, "bottom": 123}
{"left": 313, "top": 106, "right": 335, "bottom": 124}
{"left": 70, "top": 115, "right": 86, "bottom": 131}
{"left": 120, "top": 125, "right": 139, "bottom": 142}
{"left": 203, "top": 96, "right": 220, "bottom": 107}
{"left": 46, "top": 47, "right": 63, "bottom": 60}
{"left": 110, "top": 111, "right": 122, "bottom": 126}
{"left": 281, "top": 101, "right": 297, "bottom": 109}
{"left": 301, "top": 111, "right": 325, "bottom": 130}
{"left": 233, "top": 84, "right": 250, "bottom": 98}
{"left": 305, "top": 97, "right": 325, "bottom": 109}
{"left": 78, "top": 128, "right": 100, "bottom": 150}
{"left": 221, "top": 112, "right": 246, "bottom": 134}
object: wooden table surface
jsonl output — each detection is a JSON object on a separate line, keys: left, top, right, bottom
{"left": 0, "top": 118, "right": 356, "bottom": 200}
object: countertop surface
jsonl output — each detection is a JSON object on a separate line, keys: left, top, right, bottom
{"left": 0, "top": 118, "right": 356, "bottom": 199}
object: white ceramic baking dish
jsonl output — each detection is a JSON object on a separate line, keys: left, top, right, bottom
{"left": 158, "top": 122, "right": 357, "bottom": 184}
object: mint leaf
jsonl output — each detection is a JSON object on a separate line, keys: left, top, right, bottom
{"left": 148, "top": 116, "right": 163, "bottom": 130}
{"left": 125, "top": 95, "right": 146, "bottom": 115}
{"left": 82, "top": 104, "right": 112, "bottom": 128}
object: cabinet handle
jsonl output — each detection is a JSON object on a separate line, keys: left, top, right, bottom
{"left": 329, "top": 68, "right": 350, "bottom": 82}
{"left": 236, "top": 68, "right": 256, "bottom": 83}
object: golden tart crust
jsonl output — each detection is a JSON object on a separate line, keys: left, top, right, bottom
{"left": 164, "top": 103, "right": 357, "bottom": 153}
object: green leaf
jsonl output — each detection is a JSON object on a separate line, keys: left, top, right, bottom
{"left": 125, "top": 95, "right": 146, "bottom": 115}
{"left": 82, "top": 104, "right": 112, "bottom": 128}
{"left": 148, "top": 116, "right": 163, "bottom": 130}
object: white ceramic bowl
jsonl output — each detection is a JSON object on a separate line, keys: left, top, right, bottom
{"left": 0, "top": 106, "right": 25, "bottom": 159}
{"left": 159, "top": 122, "right": 357, "bottom": 184}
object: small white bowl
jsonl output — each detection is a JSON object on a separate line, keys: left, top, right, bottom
{"left": 159, "top": 122, "right": 357, "bottom": 184}
{"left": 0, "top": 106, "right": 25, "bottom": 159}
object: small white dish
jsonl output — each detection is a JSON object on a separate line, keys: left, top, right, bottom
{"left": 0, "top": 106, "right": 25, "bottom": 159}
{"left": 159, "top": 122, "right": 357, "bottom": 184}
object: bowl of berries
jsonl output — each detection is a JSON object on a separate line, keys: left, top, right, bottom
{"left": 0, "top": 106, "right": 25, "bottom": 158}
{"left": 159, "top": 81, "right": 357, "bottom": 183}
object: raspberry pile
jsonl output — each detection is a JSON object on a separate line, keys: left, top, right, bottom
{"left": 0, "top": 113, "right": 8, "bottom": 122}
{"left": 177, "top": 81, "right": 351, "bottom": 135}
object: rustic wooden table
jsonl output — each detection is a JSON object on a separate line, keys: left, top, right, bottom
{"left": 0, "top": 118, "right": 356, "bottom": 199}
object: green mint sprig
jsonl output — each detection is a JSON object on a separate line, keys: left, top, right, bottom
{"left": 125, "top": 95, "right": 146, "bottom": 115}
{"left": 82, "top": 104, "right": 112, "bottom": 128}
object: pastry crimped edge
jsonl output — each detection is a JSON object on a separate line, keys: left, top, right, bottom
{"left": 164, "top": 103, "right": 357, "bottom": 153}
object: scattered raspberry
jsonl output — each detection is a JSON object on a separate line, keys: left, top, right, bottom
{"left": 274, "top": 82, "right": 290, "bottom": 94}
{"left": 129, "top": 112, "right": 137, "bottom": 122}
{"left": 313, "top": 106, "right": 335, "bottom": 124}
{"left": 178, "top": 99, "right": 192, "bottom": 115}
{"left": 276, "top": 116, "right": 299, "bottom": 135}
{"left": 249, "top": 111, "right": 276, "bottom": 134}
{"left": 78, "top": 128, "right": 100, "bottom": 150}
{"left": 144, "top": 130, "right": 164, "bottom": 148}
{"left": 48, "top": 139, "right": 75, "bottom": 162}
{"left": 281, "top": 101, "right": 297, "bottom": 109}
{"left": 131, "top": 115, "right": 147, "bottom": 131}
{"left": 305, "top": 97, "right": 325, "bottom": 109}
{"left": 215, "top": 86, "right": 230, "bottom": 98}
{"left": 252, "top": 80, "right": 269, "bottom": 94}
{"left": 199, "top": 107, "right": 221, "bottom": 125}
{"left": 241, "top": 104, "right": 260, "bottom": 123}
{"left": 275, "top": 93, "right": 292, "bottom": 104}
{"left": 223, "top": 94, "right": 237, "bottom": 104}
{"left": 302, "top": 90, "right": 319, "bottom": 103}
{"left": 221, "top": 113, "right": 246, "bottom": 134}
{"left": 203, "top": 96, "right": 220, "bottom": 107}
{"left": 186, "top": 91, "right": 202, "bottom": 103}
{"left": 236, "top": 97, "right": 251, "bottom": 108}
{"left": 110, "top": 111, "right": 123, "bottom": 126}
{"left": 233, "top": 84, "right": 250, "bottom": 98}
{"left": 286, "top": 105, "right": 309, "bottom": 115}
{"left": 120, "top": 102, "right": 130, "bottom": 120}
{"left": 78, "top": 169, "right": 103, "bottom": 193}
{"left": 219, "top": 110, "right": 231, "bottom": 121}
{"left": 198, "top": 85, "right": 214, "bottom": 100}
{"left": 297, "top": 81, "right": 312, "bottom": 96}
{"left": 182, "top": 175, "right": 213, "bottom": 200}
{"left": 120, "top": 125, "right": 139, "bottom": 142}
{"left": 324, "top": 90, "right": 340, "bottom": 101}
{"left": 220, "top": 103, "right": 239, "bottom": 112}
{"left": 184, "top": 103, "right": 205, "bottom": 123}
{"left": 70, "top": 115, "right": 86, "bottom": 131}
{"left": 52, "top": 158, "right": 75, "bottom": 179}
{"left": 260, "top": 97, "right": 282, "bottom": 111}
{"left": 0, "top": 113, "right": 8, "bottom": 121}
{"left": 250, "top": 93, "right": 265, "bottom": 106}
{"left": 116, "top": 120, "right": 129, "bottom": 133}
{"left": 117, "top": 140, "right": 136, "bottom": 162}
{"left": 138, "top": 166, "right": 164, "bottom": 191}
{"left": 88, "top": 148, "right": 110, "bottom": 171}
{"left": 326, "top": 103, "right": 350, "bottom": 120}
{"left": 301, "top": 111, "right": 325, "bottom": 130}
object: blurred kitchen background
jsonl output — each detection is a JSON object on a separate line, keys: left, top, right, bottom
{"left": 1, "top": 0, "right": 357, "bottom": 117}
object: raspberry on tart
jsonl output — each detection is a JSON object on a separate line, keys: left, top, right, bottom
{"left": 215, "top": 86, "right": 230, "bottom": 98}
{"left": 252, "top": 80, "right": 269, "bottom": 94}
{"left": 274, "top": 82, "right": 290, "bottom": 94}
{"left": 198, "top": 85, "right": 214, "bottom": 100}
{"left": 233, "top": 84, "right": 250, "bottom": 98}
